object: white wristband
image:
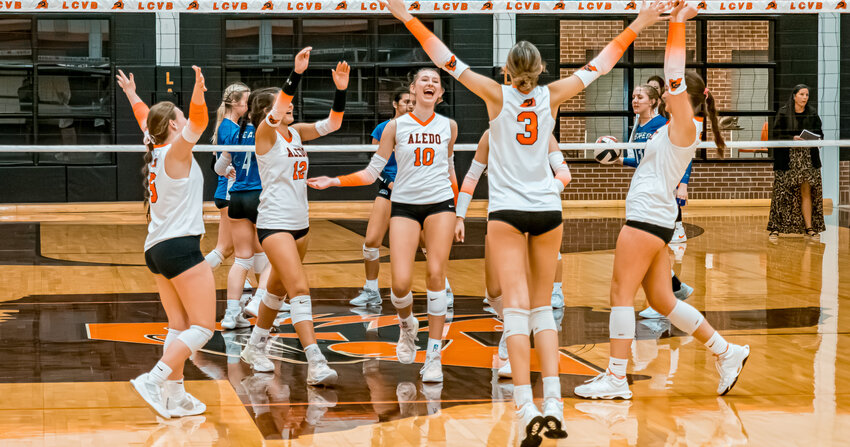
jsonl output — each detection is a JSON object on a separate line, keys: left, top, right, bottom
{"left": 181, "top": 125, "right": 202, "bottom": 144}
{"left": 455, "top": 192, "right": 473, "bottom": 219}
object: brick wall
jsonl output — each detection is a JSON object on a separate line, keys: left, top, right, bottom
{"left": 841, "top": 161, "right": 850, "bottom": 205}
{"left": 556, "top": 19, "right": 773, "bottom": 199}
{"left": 561, "top": 161, "right": 774, "bottom": 201}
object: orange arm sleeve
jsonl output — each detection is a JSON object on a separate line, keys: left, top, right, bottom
{"left": 131, "top": 102, "right": 149, "bottom": 131}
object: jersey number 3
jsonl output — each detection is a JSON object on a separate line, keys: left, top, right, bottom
{"left": 516, "top": 111, "right": 538, "bottom": 145}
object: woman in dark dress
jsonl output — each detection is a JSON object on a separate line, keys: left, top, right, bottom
{"left": 768, "top": 84, "right": 825, "bottom": 240}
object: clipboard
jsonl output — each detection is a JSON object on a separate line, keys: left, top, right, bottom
{"left": 799, "top": 130, "right": 821, "bottom": 141}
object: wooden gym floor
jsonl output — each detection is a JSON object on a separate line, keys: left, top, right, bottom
{"left": 1, "top": 201, "right": 849, "bottom": 446}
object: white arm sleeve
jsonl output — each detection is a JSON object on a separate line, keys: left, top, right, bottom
{"left": 364, "top": 154, "right": 388, "bottom": 183}
{"left": 214, "top": 152, "right": 232, "bottom": 177}
{"left": 456, "top": 192, "right": 473, "bottom": 219}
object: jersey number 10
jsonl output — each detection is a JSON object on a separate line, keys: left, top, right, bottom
{"left": 413, "top": 147, "right": 435, "bottom": 167}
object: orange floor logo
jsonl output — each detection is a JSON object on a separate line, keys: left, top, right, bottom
{"left": 86, "top": 311, "right": 599, "bottom": 376}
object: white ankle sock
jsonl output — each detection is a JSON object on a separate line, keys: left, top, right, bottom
{"left": 165, "top": 379, "right": 186, "bottom": 398}
{"left": 427, "top": 338, "right": 441, "bottom": 356}
{"left": 608, "top": 357, "right": 628, "bottom": 379}
{"left": 227, "top": 299, "right": 241, "bottom": 311}
{"left": 365, "top": 279, "right": 379, "bottom": 291}
{"left": 514, "top": 384, "right": 533, "bottom": 409}
{"left": 706, "top": 331, "right": 729, "bottom": 356}
{"left": 543, "top": 376, "right": 561, "bottom": 401}
{"left": 250, "top": 327, "right": 270, "bottom": 346}
{"left": 305, "top": 344, "right": 322, "bottom": 362}
{"left": 399, "top": 314, "right": 416, "bottom": 330}
{"left": 150, "top": 361, "right": 172, "bottom": 385}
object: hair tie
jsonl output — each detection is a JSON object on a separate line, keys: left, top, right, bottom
{"left": 143, "top": 130, "right": 154, "bottom": 146}
{"left": 704, "top": 87, "right": 710, "bottom": 97}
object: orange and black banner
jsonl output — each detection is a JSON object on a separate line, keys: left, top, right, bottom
{"left": 1, "top": 1, "right": 848, "bottom": 14}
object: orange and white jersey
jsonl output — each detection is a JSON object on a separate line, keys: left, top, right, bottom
{"left": 391, "top": 112, "right": 454, "bottom": 205}
{"left": 144, "top": 144, "right": 205, "bottom": 251}
{"left": 626, "top": 118, "right": 702, "bottom": 229}
{"left": 256, "top": 128, "right": 310, "bottom": 230}
{"left": 488, "top": 85, "right": 562, "bottom": 213}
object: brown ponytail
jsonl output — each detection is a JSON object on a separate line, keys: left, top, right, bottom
{"left": 141, "top": 102, "right": 177, "bottom": 222}
{"left": 505, "top": 41, "right": 545, "bottom": 92}
{"left": 248, "top": 87, "right": 281, "bottom": 128}
{"left": 685, "top": 71, "right": 726, "bottom": 158}
{"left": 141, "top": 143, "right": 154, "bottom": 223}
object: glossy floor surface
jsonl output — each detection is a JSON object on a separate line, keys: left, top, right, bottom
{"left": 1, "top": 203, "right": 850, "bottom": 446}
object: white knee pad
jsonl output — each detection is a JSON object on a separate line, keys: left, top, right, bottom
{"left": 666, "top": 301, "right": 704, "bottom": 335}
{"left": 262, "top": 292, "right": 285, "bottom": 311}
{"left": 163, "top": 328, "right": 182, "bottom": 353}
{"left": 177, "top": 325, "right": 214, "bottom": 354}
{"left": 362, "top": 244, "right": 380, "bottom": 261}
{"left": 234, "top": 256, "right": 254, "bottom": 271}
{"left": 253, "top": 252, "right": 269, "bottom": 273}
{"left": 290, "top": 295, "right": 313, "bottom": 325}
{"left": 530, "top": 306, "right": 558, "bottom": 335}
{"left": 609, "top": 306, "right": 636, "bottom": 340}
{"left": 426, "top": 289, "right": 447, "bottom": 317}
{"left": 503, "top": 308, "right": 531, "bottom": 339}
{"left": 391, "top": 291, "right": 413, "bottom": 309}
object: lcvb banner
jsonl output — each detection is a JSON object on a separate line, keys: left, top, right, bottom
{"left": 0, "top": 0, "right": 847, "bottom": 14}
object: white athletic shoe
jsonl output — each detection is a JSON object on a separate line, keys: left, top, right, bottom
{"left": 541, "top": 398, "right": 568, "bottom": 439}
{"left": 674, "top": 282, "right": 694, "bottom": 301}
{"left": 551, "top": 286, "right": 565, "bottom": 309}
{"left": 445, "top": 279, "right": 454, "bottom": 308}
{"left": 165, "top": 387, "right": 207, "bottom": 417}
{"left": 671, "top": 222, "right": 687, "bottom": 243}
{"left": 497, "top": 330, "right": 508, "bottom": 360}
{"left": 497, "top": 359, "right": 512, "bottom": 379}
{"left": 131, "top": 373, "right": 170, "bottom": 419}
{"left": 396, "top": 317, "right": 419, "bottom": 364}
{"left": 221, "top": 306, "right": 250, "bottom": 330}
{"left": 638, "top": 307, "right": 665, "bottom": 319}
{"left": 241, "top": 343, "right": 274, "bottom": 372}
{"left": 420, "top": 354, "right": 444, "bottom": 383}
{"left": 349, "top": 288, "right": 382, "bottom": 307}
{"left": 516, "top": 402, "right": 546, "bottom": 447}
{"left": 715, "top": 344, "right": 750, "bottom": 395}
{"left": 574, "top": 372, "right": 632, "bottom": 400}
{"left": 307, "top": 356, "right": 338, "bottom": 387}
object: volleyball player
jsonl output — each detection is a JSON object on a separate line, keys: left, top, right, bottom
{"left": 349, "top": 87, "right": 413, "bottom": 307}
{"left": 575, "top": 2, "right": 749, "bottom": 400}
{"left": 212, "top": 87, "right": 283, "bottom": 330}
{"left": 206, "top": 85, "right": 244, "bottom": 271}
{"left": 123, "top": 66, "right": 214, "bottom": 419}
{"left": 602, "top": 85, "right": 695, "bottom": 319}
{"left": 309, "top": 66, "right": 459, "bottom": 384}
{"left": 238, "top": 48, "right": 348, "bottom": 387}
{"left": 383, "top": 0, "right": 669, "bottom": 443}
{"left": 455, "top": 131, "right": 567, "bottom": 380}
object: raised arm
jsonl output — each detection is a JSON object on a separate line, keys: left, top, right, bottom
{"left": 664, "top": 2, "right": 699, "bottom": 147}
{"left": 549, "top": 0, "right": 669, "bottom": 115}
{"left": 294, "top": 61, "right": 350, "bottom": 142}
{"left": 306, "top": 119, "right": 396, "bottom": 190}
{"left": 116, "top": 69, "right": 148, "bottom": 132}
{"left": 167, "top": 66, "right": 208, "bottom": 167}
{"left": 382, "top": 0, "right": 503, "bottom": 119}
{"left": 256, "top": 47, "right": 311, "bottom": 155}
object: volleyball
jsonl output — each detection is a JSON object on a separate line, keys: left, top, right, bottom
{"left": 594, "top": 136, "right": 621, "bottom": 164}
